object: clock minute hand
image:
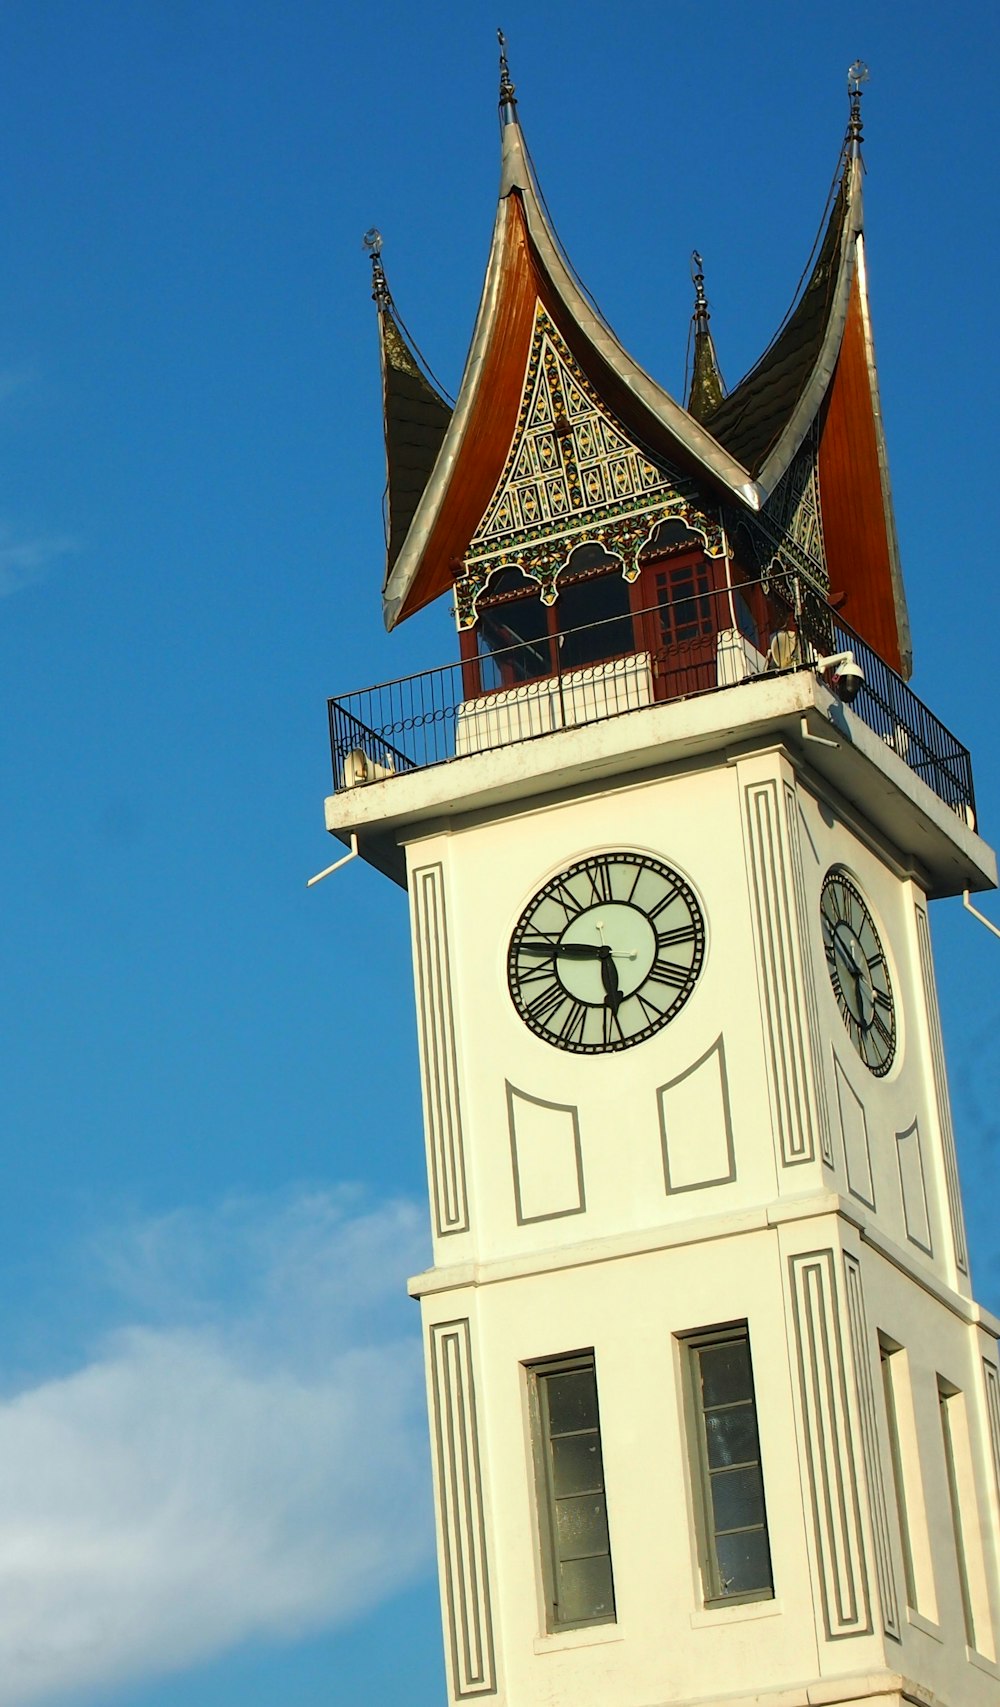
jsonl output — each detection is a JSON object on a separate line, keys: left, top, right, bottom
{"left": 520, "top": 942, "right": 636, "bottom": 961}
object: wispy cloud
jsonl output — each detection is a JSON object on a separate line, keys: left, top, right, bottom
{"left": 0, "top": 1191, "right": 433, "bottom": 1704}
{"left": 0, "top": 531, "right": 77, "bottom": 598}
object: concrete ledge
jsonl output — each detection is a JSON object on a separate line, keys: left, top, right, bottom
{"left": 325, "top": 671, "right": 995, "bottom": 899}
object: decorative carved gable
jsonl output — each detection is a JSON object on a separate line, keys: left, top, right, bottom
{"left": 455, "top": 305, "right": 725, "bottom": 628}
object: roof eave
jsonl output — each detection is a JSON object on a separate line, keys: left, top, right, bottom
{"left": 854, "top": 229, "right": 912, "bottom": 676}
{"left": 753, "top": 157, "right": 863, "bottom": 499}
{"left": 382, "top": 189, "right": 512, "bottom": 629}
{"left": 506, "top": 123, "right": 761, "bottom": 509}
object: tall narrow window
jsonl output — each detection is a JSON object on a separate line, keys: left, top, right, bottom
{"left": 880, "top": 1341, "right": 918, "bottom": 1608}
{"left": 939, "top": 1379, "right": 976, "bottom": 1649}
{"left": 528, "top": 1351, "right": 616, "bottom": 1631}
{"left": 685, "top": 1325, "right": 773, "bottom": 1604}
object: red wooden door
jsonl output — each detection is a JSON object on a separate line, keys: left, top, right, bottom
{"left": 639, "top": 555, "right": 719, "bottom": 702}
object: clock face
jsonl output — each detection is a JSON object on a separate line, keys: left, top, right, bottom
{"left": 508, "top": 852, "right": 706, "bottom": 1054}
{"left": 820, "top": 870, "right": 896, "bottom": 1076}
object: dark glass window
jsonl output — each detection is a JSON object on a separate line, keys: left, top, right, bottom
{"left": 644, "top": 518, "right": 701, "bottom": 554}
{"left": 686, "top": 1326, "right": 773, "bottom": 1604}
{"left": 529, "top": 1352, "right": 616, "bottom": 1630}
{"left": 476, "top": 569, "right": 550, "bottom": 686}
{"left": 732, "top": 589, "right": 760, "bottom": 648}
{"left": 557, "top": 569, "right": 632, "bottom": 669}
{"left": 472, "top": 554, "right": 636, "bottom": 687}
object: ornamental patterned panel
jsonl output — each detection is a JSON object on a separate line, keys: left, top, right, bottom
{"left": 728, "top": 426, "right": 829, "bottom": 600}
{"left": 455, "top": 302, "right": 725, "bottom": 627}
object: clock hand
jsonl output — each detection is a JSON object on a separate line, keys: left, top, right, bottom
{"left": 519, "top": 942, "right": 637, "bottom": 961}
{"left": 600, "top": 951, "right": 623, "bottom": 1014}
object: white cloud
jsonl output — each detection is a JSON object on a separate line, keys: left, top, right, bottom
{"left": 0, "top": 531, "right": 77, "bottom": 597}
{"left": 0, "top": 1191, "right": 434, "bottom": 1704}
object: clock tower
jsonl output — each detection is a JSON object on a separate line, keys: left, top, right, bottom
{"left": 322, "top": 52, "right": 1000, "bottom": 1707}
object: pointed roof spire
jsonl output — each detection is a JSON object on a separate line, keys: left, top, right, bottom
{"left": 497, "top": 28, "right": 517, "bottom": 125}
{"left": 363, "top": 226, "right": 390, "bottom": 310}
{"left": 847, "top": 58, "right": 868, "bottom": 160}
{"left": 363, "top": 230, "right": 453, "bottom": 578}
{"left": 687, "top": 251, "right": 725, "bottom": 423}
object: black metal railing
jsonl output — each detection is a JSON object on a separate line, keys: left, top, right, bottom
{"left": 328, "top": 576, "right": 976, "bottom": 825}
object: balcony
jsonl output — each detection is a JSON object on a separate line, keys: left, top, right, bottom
{"left": 327, "top": 577, "right": 976, "bottom": 829}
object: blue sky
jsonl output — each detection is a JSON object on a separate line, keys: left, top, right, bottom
{"left": 0, "top": 2, "right": 998, "bottom": 1702}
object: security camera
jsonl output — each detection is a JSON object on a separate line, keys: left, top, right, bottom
{"left": 815, "top": 650, "right": 864, "bottom": 706}
{"left": 833, "top": 657, "right": 864, "bottom": 705}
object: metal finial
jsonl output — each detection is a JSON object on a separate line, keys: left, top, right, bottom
{"left": 690, "top": 251, "right": 710, "bottom": 331}
{"left": 363, "top": 227, "right": 390, "bottom": 310}
{"left": 847, "top": 59, "right": 869, "bottom": 155}
{"left": 498, "top": 28, "right": 517, "bottom": 121}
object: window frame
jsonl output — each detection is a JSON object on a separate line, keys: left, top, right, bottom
{"left": 680, "top": 1321, "right": 774, "bottom": 1608}
{"left": 460, "top": 560, "right": 636, "bottom": 696}
{"left": 525, "top": 1348, "right": 617, "bottom": 1634}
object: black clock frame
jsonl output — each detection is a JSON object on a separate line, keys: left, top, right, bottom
{"left": 820, "top": 868, "right": 897, "bottom": 1077}
{"left": 508, "top": 851, "right": 706, "bottom": 1054}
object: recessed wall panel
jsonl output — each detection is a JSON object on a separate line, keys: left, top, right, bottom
{"left": 844, "top": 1253, "right": 900, "bottom": 1639}
{"left": 658, "top": 1037, "right": 736, "bottom": 1193}
{"left": 915, "top": 903, "right": 967, "bottom": 1273}
{"left": 833, "top": 1053, "right": 875, "bottom": 1208}
{"left": 506, "top": 1085, "right": 584, "bottom": 1224}
{"left": 742, "top": 776, "right": 829, "bottom": 1169}
{"left": 428, "top": 1320, "right": 497, "bottom": 1697}
{"left": 789, "top": 1249, "right": 873, "bottom": 1639}
{"left": 895, "top": 1120, "right": 932, "bottom": 1255}
{"left": 412, "top": 863, "right": 469, "bottom": 1237}
{"left": 984, "top": 1359, "right": 1000, "bottom": 1514}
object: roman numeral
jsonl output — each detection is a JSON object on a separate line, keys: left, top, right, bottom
{"left": 647, "top": 885, "right": 680, "bottom": 922}
{"left": 515, "top": 959, "right": 555, "bottom": 987}
{"left": 586, "top": 861, "right": 614, "bottom": 905}
{"left": 557, "top": 1000, "right": 589, "bottom": 1047}
{"left": 521, "top": 926, "right": 560, "bottom": 947}
{"left": 647, "top": 960, "right": 690, "bottom": 990}
{"left": 525, "top": 983, "right": 567, "bottom": 1026}
{"left": 657, "top": 924, "right": 696, "bottom": 950}
{"left": 871, "top": 1010, "right": 893, "bottom": 1047}
{"left": 549, "top": 880, "right": 585, "bottom": 919}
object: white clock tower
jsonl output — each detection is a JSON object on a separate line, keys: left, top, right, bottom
{"left": 323, "top": 55, "right": 1000, "bottom": 1707}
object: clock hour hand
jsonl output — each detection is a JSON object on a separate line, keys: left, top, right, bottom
{"left": 600, "top": 951, "right": 623, "bottom": 1015}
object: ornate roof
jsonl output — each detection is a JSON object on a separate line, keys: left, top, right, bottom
{"left": 371, "top": 64, "right": 911, "bottom": 677}
{"left": 705, "top": 178, "right": 852, "bottom": 474}
{"left": 364, "top": 234, "right": 454, "bottom": 577}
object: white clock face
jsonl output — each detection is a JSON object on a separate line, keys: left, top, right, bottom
{"left": 820, "top": 870, "right": 896, "bottom": 1076}
{"left": 508, "top": 852, "right": 705, "bottom": 1053}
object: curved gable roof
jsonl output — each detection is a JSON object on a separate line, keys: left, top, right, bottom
{"left": 376, "top": 97, "right": 903, "bottom": 681}
{"left": 381, "top": 115, "right": 758, "bottom": 629}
